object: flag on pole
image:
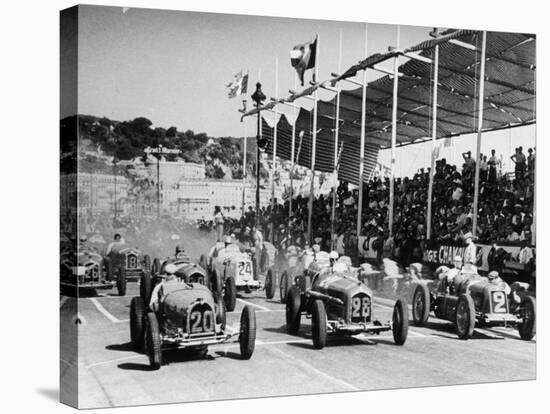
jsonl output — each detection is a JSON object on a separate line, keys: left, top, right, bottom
{"left": 226, "top": 71, "right": 248, "bottom": 99}
{"left": 290, "top": 37, "right": 317, "bottom": 86}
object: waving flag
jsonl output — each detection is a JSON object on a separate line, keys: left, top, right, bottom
{"left": 290, "top": 37, "right": 317, "bottom": 86}
{"left": 227, "top": 71, "right": 248, "bottom": 99}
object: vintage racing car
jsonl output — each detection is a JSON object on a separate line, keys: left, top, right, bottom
{"left": 200, "top": 240, "right": 276, "bottom": 312}
{"left": 285, "top": 252, "right": 408, "bottom": 349}
{"left": 411, "top": 266, "right": 536, "bottom": 340}
{"left": 129, "top": 265, "right": 256, "bottom": 370}
{"left": 143, "top": 252, "right": 209, "bottom": 303}
{"left": 60, "top": 246, "right": 114, "bottom": 293}
{"left": 104, "top": 243, "right": 151, "bottom": 296}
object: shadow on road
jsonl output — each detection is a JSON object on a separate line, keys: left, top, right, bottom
{"left": 285, "top": 335, "right": 374, "bottom": 349}
{"left": 35, "top": 388, "right": 59, "bottom": 402}
{"left": 106, "top": 342, "right": 136, "bottom": 352}
{"left": 118, "top": 362, "right": 153, "bottom": 371}
{"left": 262, "top": 326, "right": 288, "bottom": 335}
{"left": 214, "top": 350, "right": 242, "bottom": 360}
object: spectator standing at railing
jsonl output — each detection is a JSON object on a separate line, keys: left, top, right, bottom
{"left": 527, "top": 147, "right": 535, "bottom": 178}
{"left": 510, "top": 146, "right": 526, "bottom": 179}
{"left": 488, "top": 149, "right": 498, "bottom": 183}
{"left": 518, "top": 239, "right": 534, "bottom": 265}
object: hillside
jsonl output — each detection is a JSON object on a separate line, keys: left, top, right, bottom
{"left": 62, "top": 114, "right": 271, "bottom": 180}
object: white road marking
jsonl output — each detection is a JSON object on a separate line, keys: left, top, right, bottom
{"left": 86, "top": 355, "right": 146, "bottom": 369}
{"left": 60, "top": 296, "right": 69, "bottom": 309}
{"left": 268, "top": 346, "right": 361, "bottom": 391}
{"left": 236, "top": 298, "right": 270, "bottom": 312}
{"left": 90, "top": 298, "right": 122, "bottom": 323}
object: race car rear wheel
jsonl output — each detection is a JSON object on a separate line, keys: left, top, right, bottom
{"left": 517, "top": 295, "right": 536, "bottom": 341}
{"left": 224, "top": 277, "right": 237, "bottom": 312}
{"left": 145, "top": 312, "right": 162, "bottom": 370}
{"left": 279, "top": 269, "right": 292, "bottom": 304}
{"left": 117, "top": 267, "right": 127, "bottom": 297}
{"left": 265, "top": 267, "right": 276, "bottom": 299}
{"left": 412, "top": 284, "right": 430, "bottom": 327}
{"left": 455, "top": 294, "right": 475, "bottom": 340}
{"left": 239, "top": 306, "right": 256, "bottom": 359}
{"left": 130, "top": 297, "right": 145, "bottom": 350}
{"left": 143, "top": 254, "right": 151, "bottom": 272}
{"left": 392, "top": 298, "right": 409, "bottom": 345}
{"left": 286, "top": 286, "right": 302, "bottom": 335}
{"left": 140, "top": 272, "right": 152, "bottom": 304}
{"left": 104, "top": 257, "right": 113, "bottom": 281}
{"left": 209, "top": 269, "right": 222, "bottom": 297}
{"left": 311, "top": 299, "right": 327, "bottom": 349}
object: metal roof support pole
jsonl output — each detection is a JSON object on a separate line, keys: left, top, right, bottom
{"left": 389, "top": 26, "right": 400, "bottom": 238}
{"left": 331, "top": 28, "right": 343, "bottom": 251}
{"left": 307, "top": 34, "right": 319, "bottom": 245}
{"left": 271, "top": 57, "right": 279, "bottom": 244}
{"left": 472, "top": 31, "right": 487, "bottom": 238}
{"left": 356, "top": 23, "right": 369, "bottom": 241}
{"left": 426, "top": 43, "right": 439, "bottom": 240}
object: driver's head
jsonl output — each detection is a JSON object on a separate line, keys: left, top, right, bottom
{"left": 329, "top": 250, "right": 339, "bottom": 265}
{"left": 453, "top": 255, "right": 463, "bottom": 269}
{"left": 164, "top": 263, "right": 178, "bottom": 278}
{"left": 114, "top": 233, "right": 122, "bottom": 242}
{"left": 224, "top": 235, "right": 232, "bottom": 247}
{"left": 79, "top": 235, "right": 88, "bottom": 243}
{"left": 175, "top": 244, "right": 184, "bottom": 254}
{"left": 487, "top": 270, "right": 499, "bottom": 282}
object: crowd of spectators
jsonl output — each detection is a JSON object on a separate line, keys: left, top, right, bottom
{"left": 232, "top": 147, "right": 535, "bottom": 267}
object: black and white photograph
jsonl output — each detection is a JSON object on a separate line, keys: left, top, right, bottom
{"left": 54, "top": 1, "right": 541, "bottom": 410}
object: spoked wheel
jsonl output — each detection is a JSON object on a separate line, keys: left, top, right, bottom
{"left": 311, "top": 299, "right": 327, "bottom": 349}
{"left": 145, "top": 312, "right": 162, "bottom": 370}
{"left": 392, "top": 298, "right": 409, "bottom": 345}
{"left": 143, "top": 255, "right": 151, "bottom": 273}
{"left": 517, "top": 296, "right": 536, "bottom": 341}
{"left": 216, "top": 295, "right": 227, "bottom": 330}
{"left": 285, "top": 286, "right": 302, "bottom": 334}
{"left": 239, "top": 306, "right": 256, "bottom": 359}
{"left": 265, "top": 267, "right": 276, "bottom": 299}
{"left": 455, "top": 294, "right": 476, "bottom": 340}
{"left": 152, "top": 258, "right": 161, "bottom": 276}
{"left": 412, "top": 284, "right": 430, "bottom": 327}
{"left": 129, "top": 297, "right": 145, "bottom": 350}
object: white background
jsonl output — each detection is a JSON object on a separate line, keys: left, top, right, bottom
{"left": 1, "top": 0, "right": 547, "bottom": 413}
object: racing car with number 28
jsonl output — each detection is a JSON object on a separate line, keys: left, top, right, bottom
{"left": 286, "top": 254, "right": 408, "bottom": 349}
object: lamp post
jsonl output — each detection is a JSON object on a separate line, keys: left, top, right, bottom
{"left": 251, "top": 82, "right": 266, "bottom": 227}
{"left": 145, "top": 145, "right": 181, "bottom": 219}
{"left": 113, "top": 156, "right": 119, "bottom": 222}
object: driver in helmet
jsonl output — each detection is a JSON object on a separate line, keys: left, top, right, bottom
{"left": 78, "top": 235, "right": 89, "bottom": 250}
{"left": 444, "top": 255, "right": 463, "bottom": 294}
{"left": 174, "top": 244, "right": 191, "bottom": 262}
{"left": 329, "top": 251, "right": 339, "bottom": 268}
{"left": 149, "top": 263, "right": 180, "bottom": 312}
{"left": 487, "top": 270, "right": 511, "bottom": 295}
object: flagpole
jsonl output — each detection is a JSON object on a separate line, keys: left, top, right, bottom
{"left": 289, "top": 76, "right": 297, "bottom": 238}
{"left": 389, "top": 26, "right": 400, "bottom": 238}
{"left": 426, "top": 40, "right": 439, "bottom": 240}
{"left": 307, "top": 34, "right": 319, "bottom": 245}
{"left": 356, "top": 23, "right": 368, "bottom": 241}
{"left": 331, "top": 29, "right": 343, "bottom": 251}
{"left": 271, "top": 57, "right": 279, "bottom": 244}
{"left": 255, "top": 68, "right": 262, "bottom": 230}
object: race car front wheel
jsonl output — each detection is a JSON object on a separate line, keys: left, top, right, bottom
{"left": 145, "top": 312, "right": 162, "bottom": 370}
{"left": 130, "top": 297, "right": 145, "bottom": 350}
{"left": 224, "top": 277, "right": 237, "bottom": 312}
{"left": 392, "top": 298, "right": 409, "bottom": 345}
{"left": 455, "top": 294, "right": 475, "bottom": 340}
{"left": 412, "top": 284, "right": 430, "bottom": 327}
{"left": 117, "top": 267, "right": 127, "bottom": 297}
{"left": 286, "top": 287, "right": 302, "bottom": 335}
{"left": 311, "top": 299, "right": 327, "bottom": 349}
{"left": 239, "top": 306, "right": 256, "bottom": 359}
{"left": 517, "top": 296, "right": 536, "bottom": 341}
{"left": 279, "top": 269, "right": 292, "bottom": 304}
{"left": 265, "top": 267, "right": 276, "bottom": 300}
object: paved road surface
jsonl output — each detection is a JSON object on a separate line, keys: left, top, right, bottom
{"left": 60, "top": 283, "right": 536, "bottom": 409}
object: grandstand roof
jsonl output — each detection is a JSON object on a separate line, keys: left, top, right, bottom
{"left": 246, "top": 29, "right": 536, "bottom": 184}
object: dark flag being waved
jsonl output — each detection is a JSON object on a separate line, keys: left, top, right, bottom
{"left": 290, "top": 37, "right": 317, "bottom": 86}
{"left": 227, "top": 71, "right": 248, "bottom": 99}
